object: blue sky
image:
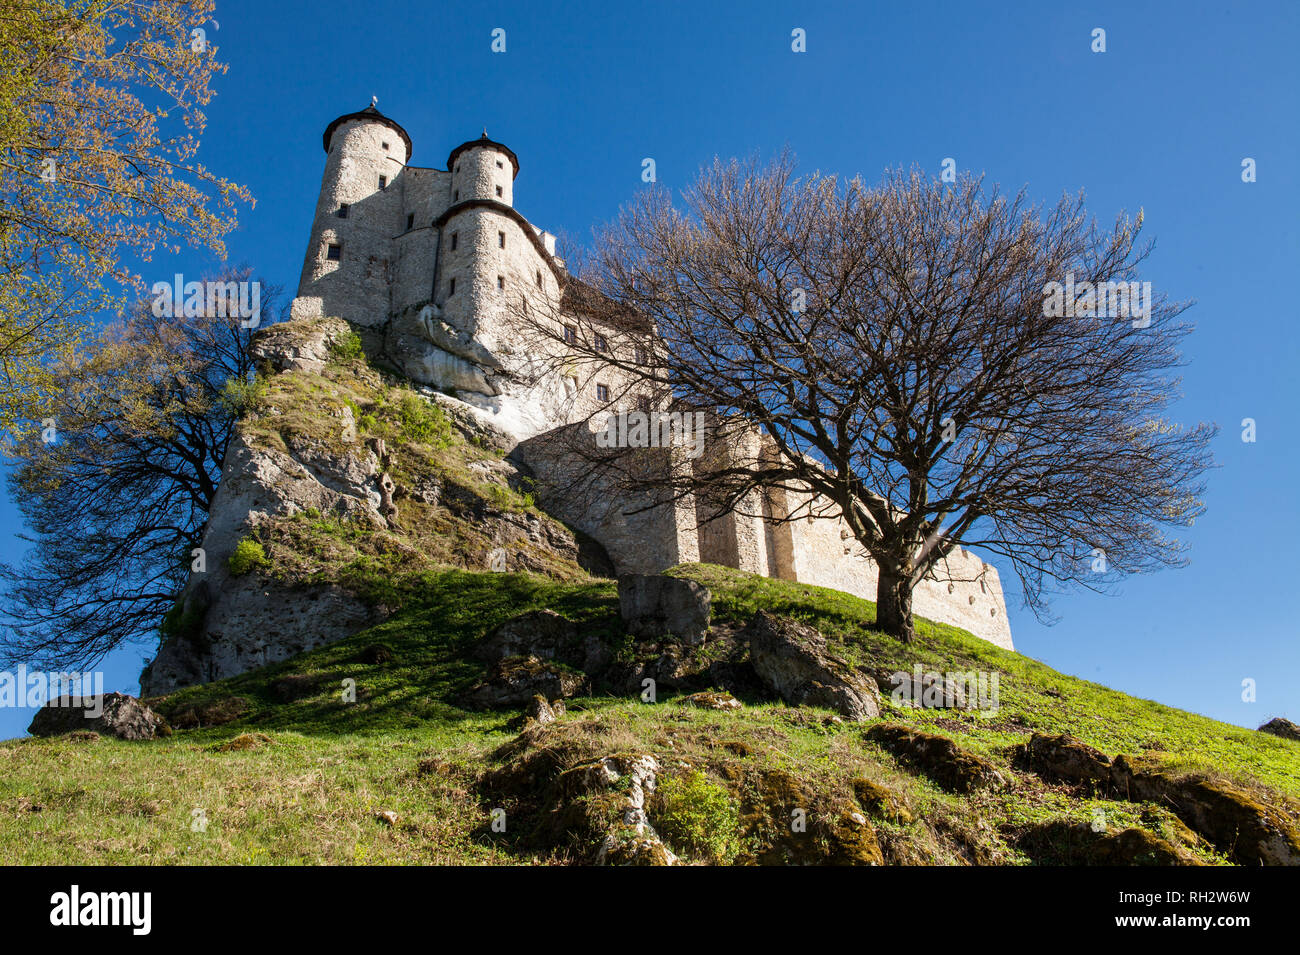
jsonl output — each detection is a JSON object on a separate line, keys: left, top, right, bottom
{"left": 2, "top": 0, "right": 1297, "bottom": 738}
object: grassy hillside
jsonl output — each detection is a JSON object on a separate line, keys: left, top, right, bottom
{"left": 3, "top": 562, "right": 1296, "bottom": 865}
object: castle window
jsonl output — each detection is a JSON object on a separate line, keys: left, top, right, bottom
{"left": 637, "top": 396, "right": 652, "bottom": 413}
{"left": 497, "top": 275, "right": 505, "bottom": 290}
{"left": 326, "top": 243, "right": 342, "bottom": 261}
{"left": 406, "top": 213, "right": 415, "bottom": 230}
{"left": 382, "top": 141, "right": 390, "bottom": 151}
{"left": 337, "top": 203, "right": 349, "bottom": 219}
{"left": 496, "top": 160, "right": 503, "bottom": 169}
{"left": 498, "top": 231, "right": 505, "bottom": 248}
{"left": 448, "top": 278, "right": 456, "bottom": 295}
{"left": 495, "top": 185, "right": 503, "bottom": 197}
{"left": 453, "top": 190, "right": 459, "bottom": 202}
{"left": 635, "top": 345, "right": 648, "bottom": 365}
{"left": 563, "top": 324, "right": 577, "bottom": 345}
{"left": 594, "top": 333, "right": 609, "bottom": 353}
{"left": 378, "top": 175, "right": 387, "bottom": 189}
{"left": 451, "top": 232, "right": 458, "bottom": 250}
{"left": 596, "top": 383, "right": 610, "bottom": 402}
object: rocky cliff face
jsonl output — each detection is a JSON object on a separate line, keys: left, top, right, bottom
{"left": 141, "top": 318, "right": 609, "bottom": 696}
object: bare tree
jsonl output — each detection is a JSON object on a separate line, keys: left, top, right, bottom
{"left": 512, "top": 155, "right": 1216, "bottom": 642}
{"left": 0, "top": 268, "right": 282, "bottom": 670}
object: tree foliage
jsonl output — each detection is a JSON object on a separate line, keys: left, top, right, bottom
{"left": 0, "top": 270, "right": 279, "bottom": 670}
{"left": 0, "top": 0, "right": 250, "bottom": 435}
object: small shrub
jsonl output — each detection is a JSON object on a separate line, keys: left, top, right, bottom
{"left": 397, "top": 392, "right": 453, "bottom": 447}
{"left": 655, "top": 770, "right": 742, "bottom": 864}
{"left": 218, "top": 374, "right": 267, "bottom": 417}
{"left": 228, "top": 539, "right": 270, "bottom": 575}
{"left": 329, "top": 329, "right": 365, "bottom": 363}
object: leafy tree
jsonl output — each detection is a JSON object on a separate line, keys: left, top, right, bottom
{"left": 0, "top": 0, "right": 250, "bottom": 435}
{"left": 0, "top": 270, "right": 281, "bottom": 670}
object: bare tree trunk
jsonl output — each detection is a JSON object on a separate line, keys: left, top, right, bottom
{"left": 876, "top": 570, "right": 916, "bottom": 643}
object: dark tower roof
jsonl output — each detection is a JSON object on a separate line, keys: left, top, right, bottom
{"left": 447, "top": 130, "right": 520, "bottom": 179}
{"left": 322, "top": 104, "right": 413, "bottom": 156}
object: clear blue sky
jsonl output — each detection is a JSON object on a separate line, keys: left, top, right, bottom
{"left": 2, "top": 0, "right": 1296, "bottom": 738}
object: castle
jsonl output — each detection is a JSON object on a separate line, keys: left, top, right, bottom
{"left": 287, "top": 104, "right": 1014, "bottom": 651}
{"left": 140, "top": 105, "right": 1012, "bottom": 694}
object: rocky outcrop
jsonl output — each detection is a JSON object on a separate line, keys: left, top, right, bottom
{"left": 476, "top": 609, "right": 610, "bottom": 674}
{"left": 1259, "top": 717, "right": 1300, "bottom": 742}
{"left": 744, "top": 612, "right": 880, "bottom": 721}
{"left": 1014, "top": 820, "right": 1203, "bottom": 866}
{"left": 28, "top": 693, "right": 168, "bottom": 741}
{"left": 865, "top": 723, "right": 1005, "bottom": 793}
{"left": 141, "top": 319, "right": 612, "bottom": 697}
{"left": 459, "top": 656, "right": 587, "bottom": 709}
{"left": 618, "top": 574, "right": 712, "bottom": 645}
{"left": 479, "top": 724, "right": 677, "bottom": 865}
{"left": 1016, "top": 732, "right": 1300, "bottom": 866}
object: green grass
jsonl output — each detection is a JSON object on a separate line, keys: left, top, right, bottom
{"left": 2, "top": 562, "right": 1296, "bottom": 865}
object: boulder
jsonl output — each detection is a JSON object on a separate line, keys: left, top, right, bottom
{"left": 865, "top": 723, "right": 1005, "bottom": 793}
{"left": 476, "top": 609, "right": 609, "bottom": 674}
{"left": 1014, "top": 820, "right": 1202, "bottom": 866}
{"left": 618, "top": 574, "right": 711, "bottom": 646}
{"left": 1020, "top": 732, "right": 1114, "bottom": 789}
{"left": 1110, "top": 756, "right": 1300, "bottom": 867}
{"left": 27, "top": 693, "right": 168, "bottom": 741}
{"left": 1258, "top": 717, "right": 1300, "bottom": 742}
{"left": 744, "top": 612, "right": 880, "bottom": 721}
{"left": 459, "top": 655, "right": 587, "bottom": 710}
{"left": 680, "top": 690, "right": 743, "bottom": 711}
{"left": 731, "top": 767, "right": 883, "bottom": 866}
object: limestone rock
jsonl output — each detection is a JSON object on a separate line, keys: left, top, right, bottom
{"left": 459, "top": 655, "right": 587, "bottom": 710}
{"left": 1258, "top": 717, "right": 1300, "bottom": 742}
{"left": 28, "top": 693, "right": 168, "bottom": 741}
{"left": 744, "top": 611, "right": 880, "bottom": 721}
{"left": 476, "top": 609, "right": 609, "bottom": 674}
{"left": 250, "top": 316, "right": 354, "bottom": 374}
{"left": 865, "top": 723, "right": 1005, "bottom": 793}
{"left": 618, "top": 574, "right": 712, "bottom": 645}
{"left": 680, "top": 690, "right": 743, "bottom": 711}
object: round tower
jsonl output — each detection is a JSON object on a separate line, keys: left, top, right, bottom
{"left": 447, "top": 132, "right": 518, "bottom": 207}
{"left": 293, "top": 105, "right": 412, "bottom": 328}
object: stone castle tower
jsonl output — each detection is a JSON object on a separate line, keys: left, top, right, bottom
{"left": 288, "top": 105, "right": 1015, "bottom": 651}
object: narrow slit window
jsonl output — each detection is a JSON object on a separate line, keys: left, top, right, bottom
{"left": 497, "top": 275, "right": 505, "bottom": 290}
{"left": 498, "top": 231, "right": 505, "bottom": 248}
{"left": 382, "top": 141, "right": 390, "bottom": 151}
{"left": 635, "top": 345, "right": 648, "bottom": 365}
{"left": 337, "top": 203, "right": 349, "bottom": 219}
{"left": 450, "top": 233, "right": 458, "bottom": 251}
{"left": 406, "top": 213, "right": 414, "bottom": 230}
{"left": 448, "top": 277, "right": 456, "bottom": 295}
{"left": 495, "top": 185, "right": 503, "bottom": 197}
{"left": 596, "top": 383, "right": 610, "bottom": 402}
{"left": 378, "top": 175, "right": 387, "bottom": 189}
{"left": 536, "top": 270, "right": 543, "bottom": 288}
{"left": 326, "top": 243, "right": 342, "bottom": 261}
{"left": 563, "top": 324, "right": 577, "bottom": 345}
